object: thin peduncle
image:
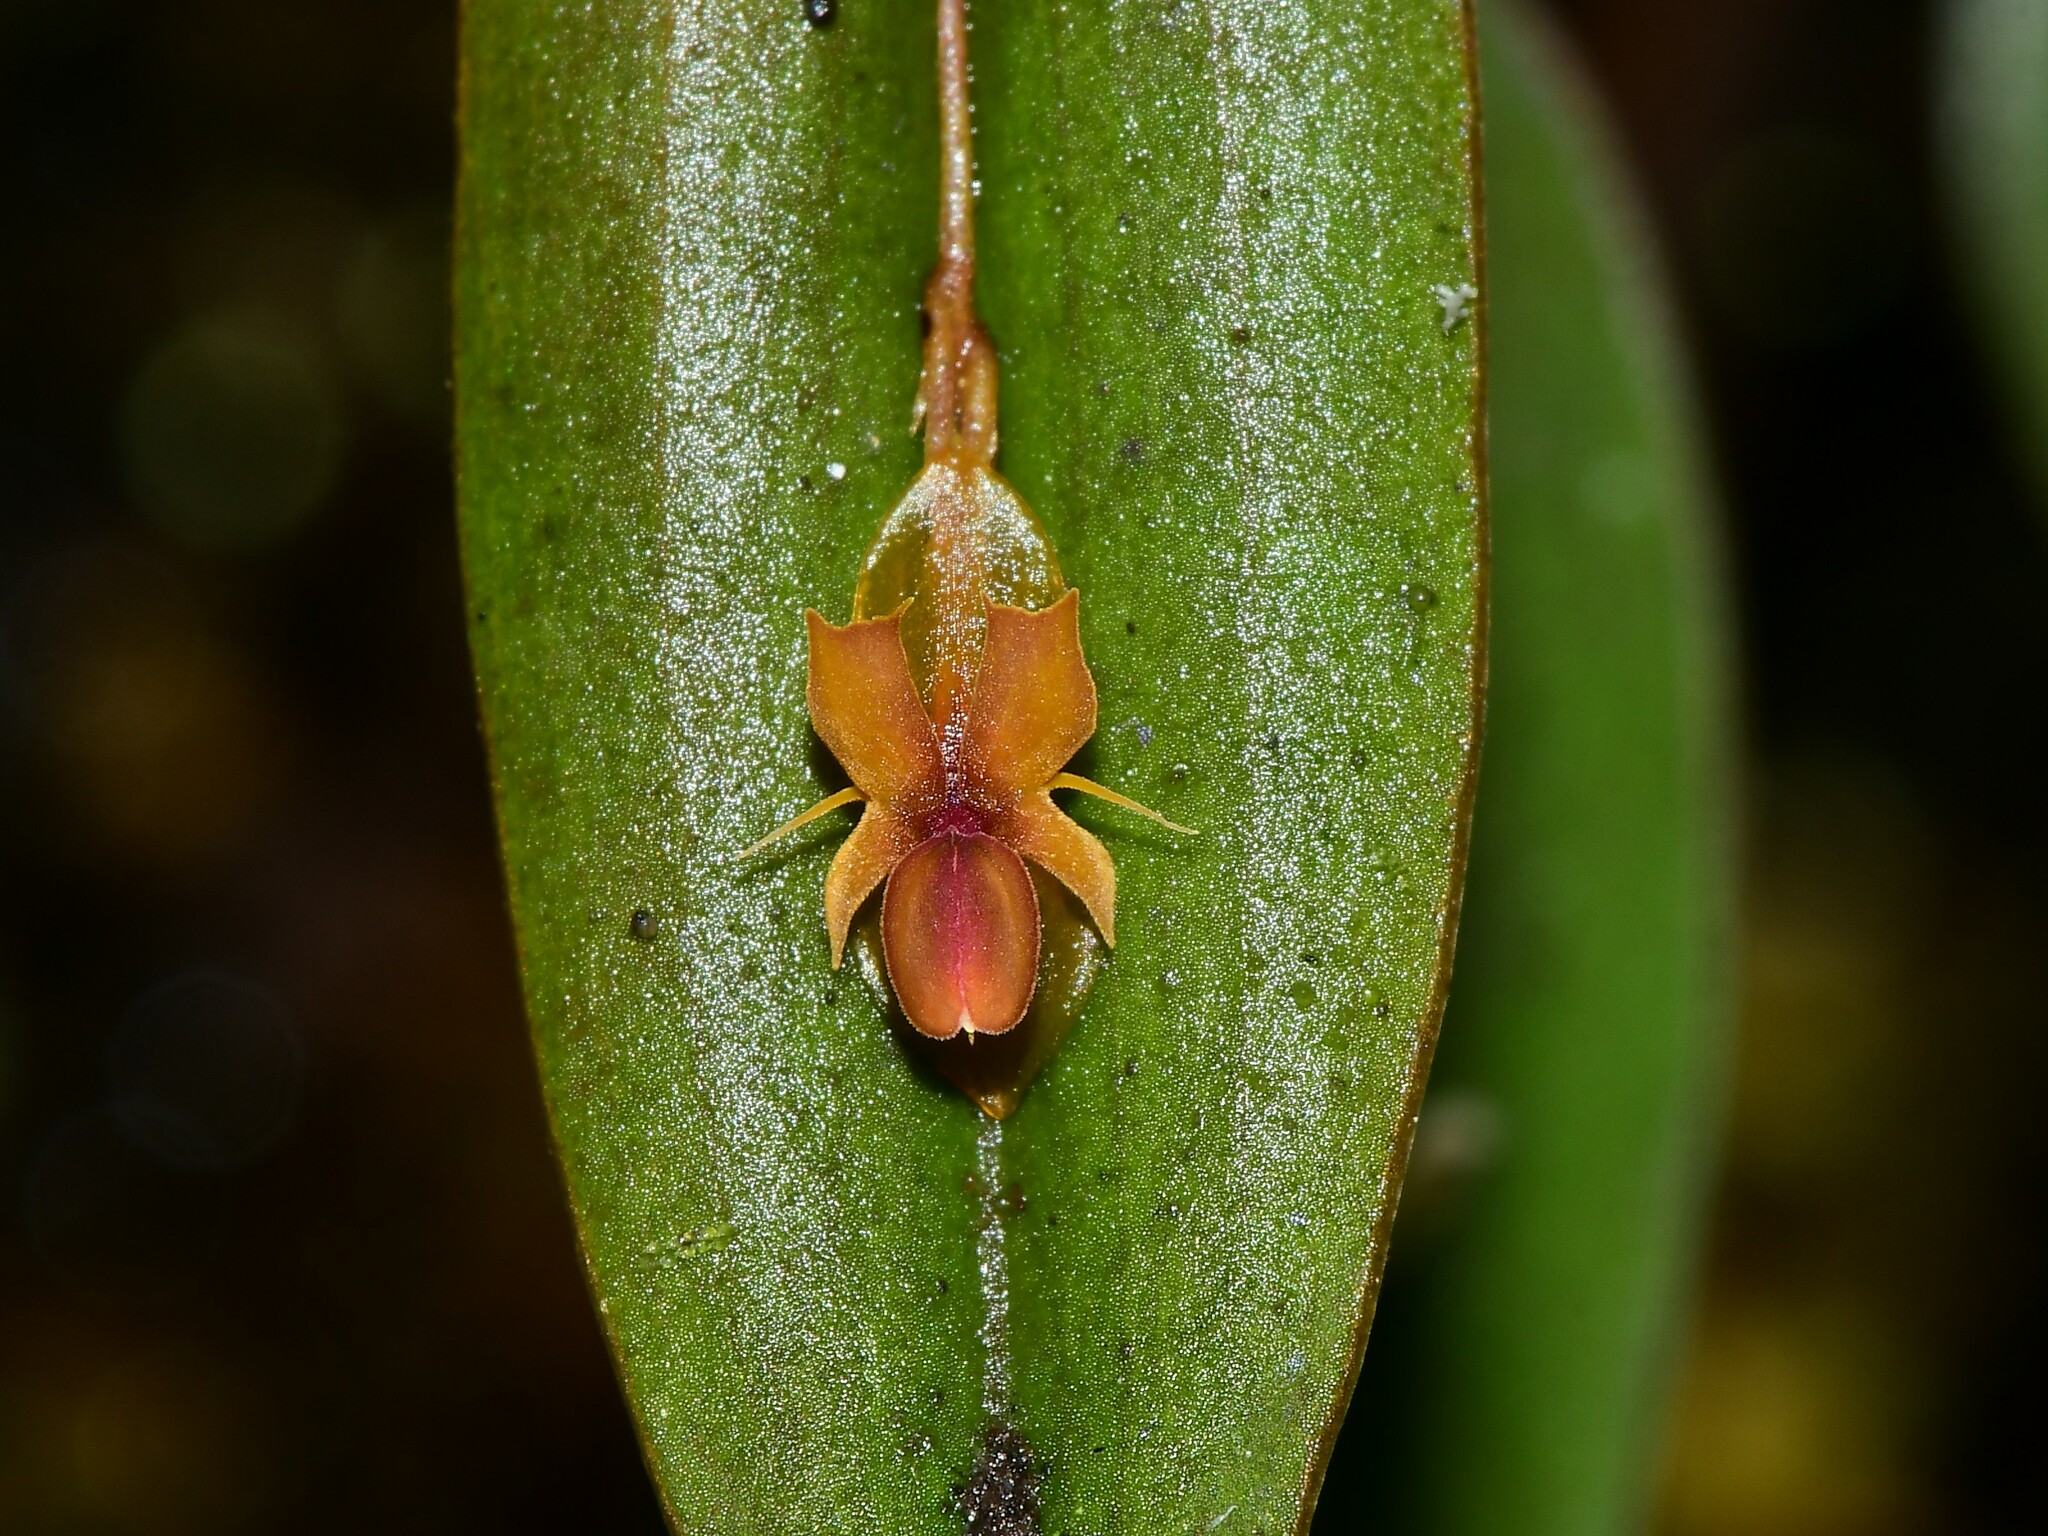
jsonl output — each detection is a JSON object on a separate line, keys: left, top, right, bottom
{"left": 936, "top": 0, "right": 975, "bottom": 284}
{"left": 918, "top": 0, "right": 998, "bottom": 467}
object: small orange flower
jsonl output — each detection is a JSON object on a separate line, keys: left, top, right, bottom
{"left": 746, "top": 590, "right": 1184, "bottom": 1041}
{"left": 806, "top": 591, "right": 1114, "bottom": 1039}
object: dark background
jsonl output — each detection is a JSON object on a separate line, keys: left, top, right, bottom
{"left": 2, "top": 1, "right": 2041, "bottom": 1531}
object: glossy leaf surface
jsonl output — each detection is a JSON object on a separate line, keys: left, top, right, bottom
{"left": 457, "top": 3, "right": 1482, "bottom": 1531}
{"left": 1320, "top": 4, "right": 1735, "bottom": 1531}
{"left": 1941, "top": 0, "right": 2048, "bottom": 508}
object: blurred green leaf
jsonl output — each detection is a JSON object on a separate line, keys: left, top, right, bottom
{"left": 457, "top": 3, "right": 1481, "bottom": 1532}
{"left": 1941, "top": 0, "right": 2048, "bottom": 507}
{"left": 1319, "top": 3, "right": 1736, "bottom": 1531}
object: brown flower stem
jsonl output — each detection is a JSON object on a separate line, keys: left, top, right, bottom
{"left": 918, "top": 0, "right": 998, "bottom": 468}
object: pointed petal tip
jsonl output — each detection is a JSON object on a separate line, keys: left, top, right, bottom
{"left": 992, "top": 792, "right": 1118, "bottom": 948}
{"left": 734, "top": 785, "right": 866, "bottom": 861}
{"left": 963, "top": 592, "right": 1098, "bottom": 802}
{"left": 1048, "top": 772, "right": 1197, "bottom": 836}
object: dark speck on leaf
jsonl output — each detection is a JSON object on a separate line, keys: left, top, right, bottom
{"left": 629, "top": 909, "right": 658, "bottom": 941}
{"left": 1125, "top": 618, "right": 1138, "bottom": 635}
{"left": 1228, "top": 324, "right": 1252, "bottom": 345}
{"left": 1094, "top": 380, "right": 1111, "bottom": 397}
{"left": 799, "top": 473, "right": 813, "bottom": 491}
{"left": 805, "top": 0, "right": 837, "bottom": 27}
{"left": 1119, "top": 437, "right": 1145, "bottom": 464}
{"left": 954, "top": 1422, "right": 1043, "bottom": 1536}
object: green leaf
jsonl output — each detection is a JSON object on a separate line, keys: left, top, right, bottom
{"left": 1316, "top": 4, "right": 1736, "bottom": 1531}
{"left": 457, "top": 4, "right": 1482, "bottom": 1532}
{"left": 1941, "top": 0, "right": 2048, "bottom": 507}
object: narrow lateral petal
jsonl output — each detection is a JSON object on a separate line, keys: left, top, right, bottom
{"left": 823, "top": 804, "right": 923, "bottom": 967}
{"left": 806, "top": 609, "right": 944, "bottom": 809}
{"left": 991, "top": 790, "right": 1117, "bottom": 946}
{"left": 882, "top": 832, "right": 1040, "bottom": 1039}
{"left": 962, "top": 590, "right": 1097, "bottom": 806}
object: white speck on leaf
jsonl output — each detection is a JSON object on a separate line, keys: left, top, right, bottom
{"left": 1433, "top": 281, "right": 1478, "bottom": 333}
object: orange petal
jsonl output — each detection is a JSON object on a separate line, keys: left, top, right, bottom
{"left": 806, "top": 609, "right": 944, "bottom": 810}
{"left": 990, "top": 790, "right": 1117, "bottom": 946}
{"left": 962, "top": 590, "right": 1097, "bottom": 806}
{"left": 882, "top": 831, "right": 1040, "bottom": 1039}
{"left": 823, "top": 803, "right": 923, "bottom": 967}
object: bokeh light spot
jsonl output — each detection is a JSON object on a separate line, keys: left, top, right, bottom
{"left": 338, "top": 210, "right": 452, "bottom": 429}
{"left": 120, "top": 312, "right": 347, "bottom": 552}
{"left": 32, "top": 552, "right": 287, "bottom": 867}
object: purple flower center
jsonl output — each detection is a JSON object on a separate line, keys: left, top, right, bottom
{"left": 923, "top": 800, "right": 986, "bottom": 840}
